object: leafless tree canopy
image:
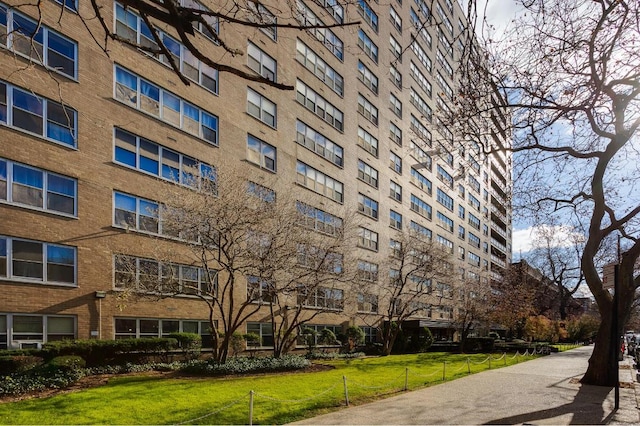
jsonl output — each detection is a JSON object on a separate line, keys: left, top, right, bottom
{"left": 456, "top": 0, "right": 640, "bottom": 385}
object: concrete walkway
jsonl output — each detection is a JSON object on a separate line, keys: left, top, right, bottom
{"left": 292, "top": 346, "right": 640, "bottom": 425}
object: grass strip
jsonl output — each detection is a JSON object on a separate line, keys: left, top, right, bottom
{"left": 0, "top": 351, "right": 541, "bottom": 425}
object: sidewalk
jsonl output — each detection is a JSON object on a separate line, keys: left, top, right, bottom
{"left": 292, "top": 346, "right": 640, "bottom": 425}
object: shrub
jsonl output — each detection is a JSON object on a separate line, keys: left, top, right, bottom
{"left": 183, "top": 355, "right": 310, "bottom": 375}
{"left": 318, "top": 329, "right": 338, "bottom": 346}
{"left": 462, "top": 337, "right": 495, "bottom": 353}
{"left": 0, "top": 368, "right": 86, "bottom": 397}
{"left": 47, "top": 356, "right": 86, "bottom": 371}
{"left": 306, "top": 351, "right": 364, "bottom": 360}
{"left": 0, "top": 355, "right": 43, "bottom": 375}
{"left": 343, "top": 326, "right": 365, "bottom": 352}
{"left": 41, "top": 338, "right": 179, "bottom": 366}
{"left": 168, "top": 333, "right": 201, "bottom": 360}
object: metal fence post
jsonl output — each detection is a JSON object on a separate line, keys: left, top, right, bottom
{"left": 405, "top": 367, "right": 409, "bottom": 391}
{"left": 343, "top": 376, "right": 349, "bottom": 406}
{"left": 249, "top": 390, "right": 254, "bottom": 426}
{"left": 442, "top": 361, "right": 446, "bottom": 381}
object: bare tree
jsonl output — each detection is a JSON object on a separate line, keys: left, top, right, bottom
{"left": 82, "top": 0, "right": 360, "bottom": 90}
{"left": 452, "top": 269, "right": 493, "bottom": 351}
{"left": 527, "top": 225, "right": 586, "bottom": 320}
{"left": 455, "top": 0, "right": 640, "bottom": 386}
{"left": 114, "top": 165, "right": 355, "bottom": 362}
{"left": 364, "top": 229, "right": 453, "bottom": 356}
{"left": 488, "top": 264, "right": 537, "bottom": 339}
{"left": 244, "top": 202, "right": 358, "bottom": 357}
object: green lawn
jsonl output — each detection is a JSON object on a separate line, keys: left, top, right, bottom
{"left": 0, "top": 352, "right": 540, "bottom": 425}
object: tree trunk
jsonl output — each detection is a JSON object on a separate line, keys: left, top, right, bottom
{"left": 581, "top": 317, "right": 617, "bottom": 386}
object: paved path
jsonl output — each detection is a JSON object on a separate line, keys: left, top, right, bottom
{"left": 292, "top": 346, "right": 639, "bottom": 425}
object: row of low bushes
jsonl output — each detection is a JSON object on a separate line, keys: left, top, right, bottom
{"left": 0, "top": 354, "right": 312, "bottom": 397}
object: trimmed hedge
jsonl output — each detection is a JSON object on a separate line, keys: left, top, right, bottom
{"left": 0, "top": 355, "right": 43, "bottom": 375}
{"left": 41, "top": 338, "right": 179, "bottom": 366}
{"left": 183, "top": 355, "right": 310, "bottom": 375}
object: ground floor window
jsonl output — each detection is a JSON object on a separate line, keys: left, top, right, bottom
{"left": 246, "top": 322, "right": 273, "bottom": 348}
{"left": 0, "top": 313, "right": 76, "bottom": 349}
{"left": 114, "top": 317, "right": 213, "bottom": 348}
{"left": 361, "top": 326, "right": 378, "bottom": 344}
{"left": 297, "top": 324, "right": 342, "bottom": 346}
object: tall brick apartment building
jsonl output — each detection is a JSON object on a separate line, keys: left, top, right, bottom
{"left": 0, "top": 0, "right": 511, "bottom": 350}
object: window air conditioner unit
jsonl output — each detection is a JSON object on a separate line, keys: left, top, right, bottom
{"left": 14, "top": 341, "right": 42, "bottom": 350}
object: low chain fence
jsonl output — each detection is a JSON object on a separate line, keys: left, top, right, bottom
{"left": 175, "top": 349, "right": 547, "bottom": 425}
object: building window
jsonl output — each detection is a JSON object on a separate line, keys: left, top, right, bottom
{"left": 115, "top": 2, "right": 218, "bottom": 93}
{"left": 357, "top": 0, "right": 378, "bottom": 32}
{"left": 390, "top": 63, "right": 403, "bottom": 89}
{"left": 296, "top": 80, "right": 344, "bottom": 131}
{"left": 358, "top": 227, "right": 379, "bottom": 251}
{"left": 390, "top": 209, "right": 403, "bottom": 230}
{"left": 468, "top": 251, "right": 481, "bottom": 267}
{"left": 357, "top": 160, "right": 378, "bottom": 188}
{"left": 114, "top": 128, "right": 215, "bottom": 189}
{"left": 53, "top": 0, "right": 78, "bottom": 12}
{"left": 114, "top": 66, "right": 218, "bottom": 145}
{"left": 390, "top": 122, "right": 402, "bottom": 146}
{"left": 297, "top": 244, "right": 343, "bottom": 274}
{"left": 390, "top": 151, "right": 402, "bottom": 174}
{"left": 357, "top": 94, "right": 379, "bottom": 125}
{"left": 357, "top": 260, "right": 378, "bottom": 282}
{"left": 296, "top": 120, "right": 343, "bottom": 167}
{"left": 436, "top": 211, "right": 454, "bottom": 233}
{"left": 0, "top": 314, "right": 76, "bottom": 349}
{"left": 0, "top": 5, "right": 77, "bottom": 79}
{"left": 113, "top": 192, "right": 167, "bottom": 236}
{"left": 247, "top": 275, "right": 275, "bottom": 304}
{"left": 411, "top": 194, "right": 432, "bottom": 219}
{"left": 468, "top": 232, "right": 481, "bottom": 248}
{"left": 411, "top": 36, "right": 432, "bottom": 72}
{"left": 469, "top": 213, "right": 481, "bottom": 230}
{"left": 410, "top": 88, "right": 432, "bottom": 122}
{"left": 247, "top": 42, "right": 276, "bottom": 81}
{"left": 436, "top": 188, "right": 454, "bottom": 211}
{"left": 390, "top": 180, "right": 402, "bottom": 202}
{"left": 295, "top": 1, "right": 343, "bottom": 60}
{"left": 436, "top": 49, "right": 453, "bottom": 79}
{"left": 298, "top": 286, "right": 344, "bottom": 310}
{"left": 247, "top": 181, "right": 275, "bottom": 203}
{"left": 247, "top": 1, "right": 276, "bottom": 40}
{"left": 437, "top": 234, "right": 454, "bottom": 253}
{"left": 247, "top": 134, "right": 276, "bottom": 172}
{"left": 410, "top": 115, "right": 432, "bottom": 146}
{"left": 357, "top": 29, "right": 378, "bottom": 63}
{"left": 410, "top": 8, "right": 433, "bottom": 48}
{"left": 411, "top": 167, "right": 432, "bottom": 195}
{"left": 390, "top": 6, "right": 402, "bottom": 32}
{"left": 436, "top": 165, "right": 454, "bottom": 189}
{"left": 358, "top": 293, "right": 379, "bottom": 313}
{"left": 114, "top": 254, "right": 217, "bottom": 296}
{"left": 389, "top": 239, "right": 402, "bottom": 258}
{"left": 317, "top": 0, "right": 344, "bottom": 23}
{"left": 0, "top": 236, "right": 76, "bottom": 285}
{"left": 296, "top": 161, "right": 343, "bottom": 203}
{"left": 246, "top": 322, "right": 274, "bottom": 347}
{"left": 458, "top": 205, "right": 465, "bottom": 219}
{"left": 390, "top": 35, "right": 402, "bottom": 61}
{"left": 358, "top": 127, "right": 379, "bottom": 157}
{"left": 410, "top": 221, "right": 432, "bottom": 239}
{"left": 410, "top": 61, "right": 432, "bottom": 98}
{"left": 357, "top": 60, "right": 379, "bottom": 94}
{"left": 358, "top": 193, "right": 378, "bottom": 219}
{"left": 458, "top": 225, "right": 466, "bottom": 240}
{"left": 296, "top": 201, "right": 343, "bottom": 236}
{"left": 116, "top": 317, "right": 212, "bottom": 346}
{"left": 247, "top": 88, "right": 276, "bottom": 127}
{"left": 0, "top": 158, "right": 76, "bottom": 216}
{"left": 295, "top": 39, "right": 344, "bottom": 96}
{"left": 468, "top": 193, "right": 481, "bottom": 211}
{"left": 0, "top": 81, "right": 77, "bottom": 147}
{"left": 389, "top": 93, "right": 402, "bottom": 118}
